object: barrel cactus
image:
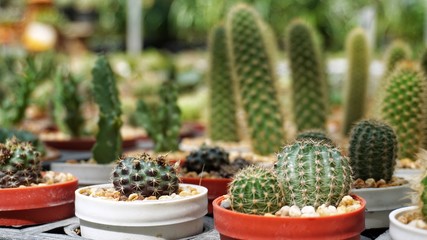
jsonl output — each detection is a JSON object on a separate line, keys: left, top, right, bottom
{"left": 112, "top": 153, "right": 179, "bottom": 197}
{"left": 184, "top": 145, "right": 229, "bottom": 173}
{"left": 275, "top": 140, "right": 353, "bottom": 208}
{"left": 383, "top": 40, "right": 412, "bottom": 79}
{"left": 349, "top": 119, "right": 397, "bottom": 182}
{"left": 421, "top": 47, "right": 427, "bottom": 76}
{"left": 295, "top": 129, "right": 334, "bottom": 146}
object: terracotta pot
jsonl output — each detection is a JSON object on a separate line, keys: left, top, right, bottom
{"left": 0, "top": 176, "right": 78, "bottom": 226}
{"left": 213, "top": 195, "right": 366, "bottom": 240}
{"left": 389, "top": 206, "right": 427, "bottom": 240}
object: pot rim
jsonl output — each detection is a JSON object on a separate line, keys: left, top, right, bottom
{"left": 389, "top": 206, "right": 427, "bottom": 235}
{"left": 351, "top": 182, "right": 411, "bottom": 192}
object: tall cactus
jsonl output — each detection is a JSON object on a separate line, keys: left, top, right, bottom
{"left": 91, "top": 56, "right": 123, "bottom": 164}
{"left": 226, "top": 4, "right": 285, "bottom": 155}
{"left": 349, "top": 119, "right": 397, "bottom": 182}
{"left": 342, "top": 28, "right": 370, "bottom": 135}
{"left": 208, "top": 24, "right": 239, "bottom": 142}
{"left": 286, "top": 19, "right": 328, "bottom": 132}
{"left": 383, "top": 40, "right": 412, "bottom": 79}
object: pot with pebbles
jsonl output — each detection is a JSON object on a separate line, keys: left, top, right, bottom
{"left": 75, "top": 153, "right": 208, "bottom": 240}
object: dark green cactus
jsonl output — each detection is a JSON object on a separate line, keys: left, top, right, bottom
{"left": 383, "top": 40, "right": 412, "bottom": 78}
{"left": 229, "top": 165, "right": 283, "bottom": 215}
{"left": 0, "top": 128, "right": 46, "bottom": 156}
{"left": 380, "top": 63, "right": 427, "bottom": 161}
{"left": 421, "top": 47, "right": 427, "bottom": 77}
{"left": 349, "top": 119, "right": 397, "bottom": 182}
{"left": 286, "top": 19, "right": 328, "bottom": 132}
{"left": 208, "top": 24, "right": 239, "bottom": 142}
{"left": 275, "top": 140, "right": 353, "bottom": 208}
{"left": 342, "top": 28, "right": 370, "bottom": 135}
{"left": 91, "top": 56, "right": 123, "bottom": 164}
{"left": 295, "top": 129, "right": 334, "bottom": 146}
{"left": 0, "top": 138, "right": 42, "bottom": 188}
{"left": 420, "top": 171, "right": 427, "bottom": 220}
{"left": 184, "top": 145, "right": 229, "bottom": 173}
{"left": 226, "top": 4, "right": 286, "bottom": 155}
{"left": 112, "top": 153, "right": 179, "bottom": 197}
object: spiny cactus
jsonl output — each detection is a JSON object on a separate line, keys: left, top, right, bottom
{"left": 349, "top": 119, "right": 397, "bottom": 182}
{"left": 342, "top": 28, "right": 370, "bottom": 135}
{"left": 286, "top": 19, "right": 328, "bottom": 132}
{"left": 0, "top": 128, "right": 46, "bottom": 156}
{"left": 184, "top": 145, "right": 229, "bottom": 173}
{"left": 420, "top": 47, "right": 427, "bottom": 77}
{"left": 380, "top": 63, "right": 427, "bottom": 161}
{"left": 275, "top": 140, "right": 353, "bottom": 208}
{"left": 112, "top": 153, "right": 179, "bottom": 197}
{"left": 383, "top": 40, "right": 412, "bottom": 79}
{"left": 208, "top": 24, "right": 239, "bottom": 142}
{"left": 0, "top": 138, "right": 42, "bottom": 188}
{"left": 295, "top": 129, "right": 334, "bottom": 146}
{"left": 229, "top": 165, "right": 283, "bottom": 215}
{"left": 226, "top": 4, "right": 286, "bottom": 156}
{"left": 91, "top": 56, "right": 123, "bottom": 164}
{"left": 420, "top": 172, "right": 427, "bottom": 221}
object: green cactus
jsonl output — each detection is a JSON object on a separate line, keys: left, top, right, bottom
{"left": 0, "top": 138, "right": 42, "bottom": 188}
{"left": 295, "top": 129, "right": 334, "bottom": 146}
{"left": 0, "top": 128, "right": 46, "bottom": 156}
{"left": 184, "top": 145, "right": 229, "bottom": 173}
{"left": 208, "top": 24, "right": 239, "bottom": 142}
{"left": 112, "top": 153, "right": 179, "bottom": 197}
{"left": 226, "top": 4, "right": 286, "bottom": 155}
{"left": 229, "top": 165, "right": 283, "bottom": 215}
{"left": 380, "top": 63, "right": 427, "bottom": 161}
{"left": 420, "top": 171, "right": 427, "bottom": 220}
{"left": 275, "top": 140, "right": 353, "bottom": 208}
{"left": 349, "top": 119, "right": 397, "bottom": 182}
{"left": 91, "top": 56, "right": 123, "bottom": 164}
{"left": 383, "top": 40, "right": 412, "bottom": 78}
{"left": 286, "top": 19, "right": 328, "bottom": 132}
{"left": 420, "top": 47, "right": 427, "bottom": 77}
{"left": 342, "top": 28, "right": 370, "bottom": 135}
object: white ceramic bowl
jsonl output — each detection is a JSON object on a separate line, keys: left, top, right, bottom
{"left": 389, "top": 206, "right": 427, "bottom": 240}
{"left": 51, "top": 162, "right": 113, "bottom": 185}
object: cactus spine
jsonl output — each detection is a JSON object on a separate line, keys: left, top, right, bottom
{"left": 342, "top": 28, "right": 370, "bottom": 135}
{"left": 91, "top": 56, "right": 123, "bottom": 164}
{"left": 349, "top": 119, "right": 397, "bottom": 182}
{"left": 208, "top": 24, "right": 239, "bottom": 142}
{"left": 226, "top": 4, "right": 285, "bottom": 155}
{"left": 286, "top": 19, "right": 328, "bottom": 132}
{"left": 295, "top": 129, "right": 334, "bottom": 146}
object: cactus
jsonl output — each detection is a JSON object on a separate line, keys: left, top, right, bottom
{"left": 184, "top": 145, "right": 229, "bottom": 173}
{"left": 342, "top": 28, "right": 370, "bottom": 135}
{"left": 295, "top": 129, "right": 334, "bottom": 146}
{"left": 208, "top": 24, "right": 239, "bottom": 142}
{"left": 275, "top": 140, "right": 353, "bottom": 208}
{"left": 349, "top": 119, "right": 397, "bottom": 182}
{"left": 380, "top": 63, "right": 427, "bottom": 161}
{"left": 0, "top": 138, "right": 42, "bottom": 188}
{"left": 112, "top": 153, "right": 179, "bottom": 197}
{"left": 383, "top": 40, "right": 412, "bottom": 79}
{"left": 286, "top": 19, "right": 328, "bottom": 132}
{"left": 229, "top": 165, "right": 283, "bottom": 215}
{"left": 91, "top": 56, "right": 123, "bottom": 164}
{"left": 0, "top": 128, "right": 46, "bottom": 156}
{"left": 226, "top": 4, "right": 286, "bottom": 155}
{"left": 420, "top": 47, "right": 427, "bottom": 77}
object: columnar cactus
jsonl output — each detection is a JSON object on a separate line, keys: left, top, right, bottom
{"left": 184, "top": 145, "right": 229, "bottom": 173}
{"left": 208, "top": 24, "right": 239, "bottom": 142}
{"left": 229, "top": 165, "right": 283, "bottom": 215}
{"left": 91, "top": 56, "right": 123, "bottom": 164}
{"left": 286, "top": 19, "right": 328, "bottom": 132}
{"left": 295, "top": 129, "right": 334, "bottom": 146}
{"left": 275, "top": 140, "right": 353, "bottom": 208}
{"left": 112, "top": 153, "right": 179, "bottom": 197}
{"left": 0, "top": 138, "right": 42, "bottom": 188}
{"left": 383, "top": 40, "right": 412, "bottom": 78}
{"left": 342, "top": 28, "right": 370, "bottom": 135}
{"left": 226, "top": 4, "right": 286, "bottom": 156}
{"left": 349, "top": 119, "right": 397, "bottom": 182}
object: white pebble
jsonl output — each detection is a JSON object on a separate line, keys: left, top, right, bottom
{"left": 337, "top": 206, "right": 347, "bottom": 214}
{"left": 289, "top": 205, "right": 301, "bottom": 217}
{"left": 416, "top": 220, "right": 427, "bottom": 229}
{"left": 339, "top": 195, "right": 354, "bottom": 206}
{"left": 316, "top": 204, "right": 330, "bottom": 216}
{"left": 328, "top": 205, "right": 337, "bottom": 214}
{"left": 159, "top": 195, "right": 172, "bottom": 200}
{"left": 221, "top": 198, "right": 231, "bottom": 209}
{"left": 275, "top": 206, "right": 290, "bottom": 217}
{"left": 301, "top": 206, "right": 315, "bottom": 215}
{"left": 408, "top": 220, "right": 418, "bottom": 228}
{"left": 301, "top": 212, "right": 320, "bottom": 218}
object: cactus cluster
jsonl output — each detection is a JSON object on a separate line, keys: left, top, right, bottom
{"left": 0, "top": 138, "right": 42, "bottom": 188}
{"left": 295, "top": 129, "right": 334, "bottom": 146}
{"left": 112, "top": 153, "right": 179, "bottom": 197}
{"left": 0, "top": 128, "right": 47, "bottom": 156}
{"left": 184, "top": 145, "right": 229, "bottom": 173}
{"left": 349, "top": 119, "right": 397, "bottom": 182}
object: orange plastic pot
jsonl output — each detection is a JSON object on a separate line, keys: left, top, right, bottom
{"left": 213, "top": 195, "right": 366, "bottom": 240}
{"left": 0, "top": 176, "right": 78, "bottom": 226}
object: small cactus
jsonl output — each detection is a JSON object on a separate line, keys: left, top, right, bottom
{"left": 0, "top": 128, "right": 46, "bottom": 156}
{"left": 184, "top": 145, "right": 229, "bottom": 173}
{"left": 295, "top": 129, "right": 334, "bottom": 146}
{"left": 420, "top": 47, "right": 427, "bottom": 76}
{"left": 383, "top": 40, "right": 412, "bottom": 78}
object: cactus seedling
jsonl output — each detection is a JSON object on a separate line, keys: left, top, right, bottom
{"left": 184, "top": 145, "right": 230, "bottom": 173}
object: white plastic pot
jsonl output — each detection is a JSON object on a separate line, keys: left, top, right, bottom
{"left": 51, "top": 162, "right": 113, "bottom": 185}
{"left": 75, "top": 183, "right": 208, "bottom": 240}
{"left": 389, "top": 206, "right": 427, "bottom": 240}
{"left": 395, "top": 169, "right": 423, "bottom": 183}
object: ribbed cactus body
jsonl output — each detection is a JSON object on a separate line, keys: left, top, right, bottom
{"left": 275, "top": 140, "right": 353, "bottom": 208}
{"left": 295, "top": 129, "right": 334, "bottom": 146}
{"left": 208, "top": 24, "right": 239, "bottom": 142}
{"left": 420, "top": 173, "right": 427, "bottom": 220}
{"left": 226, "top": 4, "right": 285, "bottom": 156}
{"left": 286, "top": 20, "right": 328, "bottom": 132}
{"left": 342, "top": 28, "right": 370, "bottom": 135}
{"left": 229, "top": 165, "right": 283, "bottom": 215}
{"left": 421, "top": 48, "right": 427, "bottom": 76}
{"left": 349, "top": 120, "right": 397, "bottom": 182}
{"left": 184, "top": 145, "right": 229, "bottom": 173}
{"left": 383, "top": 40, "right": 412, "bottom": 78}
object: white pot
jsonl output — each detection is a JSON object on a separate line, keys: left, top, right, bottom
{"left": 389, "top": 206, "right": 427, "bottom": 240}
{"left": 351, "top": 184, "right": 413, "bottom": 228}
{"left": 395, "top": 169, "right": 424, "bottom": 183}
{"left": 75, "top": 183, "right": 208, "bottom": 240}
{"left": 51, "top": 162, "right": 113, "bottom": 185}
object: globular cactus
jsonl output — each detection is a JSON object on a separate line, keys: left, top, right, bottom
{"left": 208, "top": 24, "right": 239, "bottom": 142}
{"left": 0, "top": 138, "right": 42, "bottom": 188}
{"left": 0, "top": 128, "right": 46, "bottom": 156}
{"left": 286, "top": 19, "right": 328, "bottom": 132}
{"left": 349, "top": 119, "right": 397, "bottom": 182}
{"left": 226, "top": 4, "right": 286, "bottom": 156}
{"left": 184, "top": 145, "right": 229, "bottom": 173}
{"left": 383, "top": 40, "right": 412, "bottom": 79}
{"left": 229, "top": 165, "right": 283, "bottom": 215}
{"left": 342, "top": 28, "right": 370, "bottom": 135}
{"left": 380, "top": 63, "right": 427, "bottom": 161}
{"left": 420, "top": 172, "right": 427, "bottom": 221}
{"left": 295, "top": 129, "right": 334, "bottom": 146}
{"left": 421, "top": 47, "right": 427, "bottom": 76}
{"left": 91, "top": 56, "right": 123, "bottom": 164}
{"left": 275, "top": 140, "right": 353, "bottom": 208}
{"left": 112, "top": 153, "right": 179, "bottom": 197}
